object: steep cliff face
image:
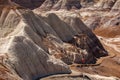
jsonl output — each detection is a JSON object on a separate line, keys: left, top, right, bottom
{"left": 81, "top": 0, "right": 120, "bottom": 34}
{"left": 41, "top": 12, "right": 107, "bottom": 64}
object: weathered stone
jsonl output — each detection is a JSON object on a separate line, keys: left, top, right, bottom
{"left": 0, "top": 9, "right": 71, "bottom": 80}
{"left": 37, "top": 0, "right": 81, "bottom": 11}
{"left": 12, "top": 0, "right": 45, "bottom": 9}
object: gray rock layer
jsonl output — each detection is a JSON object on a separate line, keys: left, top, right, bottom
{"left": 0, "top": 8, "right": 107, "bottom": 80}
{"left": 38, "top": 0, "right": 81, "bottom": 11}
{"left": 0, "top": 9, "right": 71, "bottom": 80}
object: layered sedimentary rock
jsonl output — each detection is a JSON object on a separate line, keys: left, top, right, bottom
{"left": 0, "top": 9, "right": 71, "bottom": 80}
{"left": 0, "top": 5, "right": 108, "bottom": 79}
{"left": 79, "top": 0, "right": 120, "bottom": 30}
{"left": 37, "top": 0, "right": 81, "bottom": 11}
{"left": 3, "top": 0, "right": 120, "bottom": 80}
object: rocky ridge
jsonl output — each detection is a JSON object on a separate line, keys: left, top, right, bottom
{"left": 0, "top": 0, "right": 120, "bottom": 80}
{"left": 0, "top": 4, "right": 108, "bottom": 80}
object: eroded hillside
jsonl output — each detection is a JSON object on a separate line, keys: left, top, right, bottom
{"left": 0, "top": 0, "right": 120, "bottom": 80}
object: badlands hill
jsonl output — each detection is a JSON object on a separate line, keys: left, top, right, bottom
{"left": 0, "top": 0, "right": 120, "bottom": 80}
